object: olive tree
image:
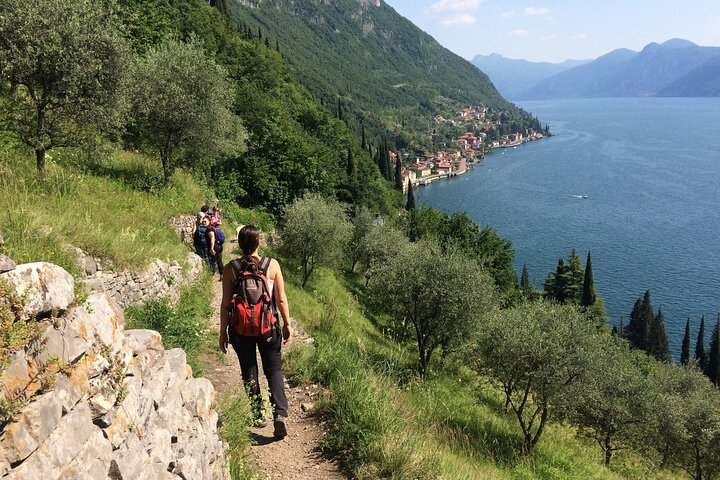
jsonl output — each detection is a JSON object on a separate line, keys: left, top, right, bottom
{"left": 359, "top": 223, "right": 411, "bottom": 286}
{"left": 280, "top": 194, "right": 352, "bottom": 288}
{"left": 645, "top": 364, "right": 720, "bottom": 480}
{"left": 562, "top": 335, "right": 652, "bottom": 465}
{"left": 0, "top": 0, "right": 129, "bottom": 175}
{"left": 130, "top": 37, "right": 245, "bottom": 183}
{"left": 475, "top": 302, "right": 597, "bottom": 456}
{"left": 368, "top": 240, "right": 496, "bottom": 377}
{"left": 345, "top": 207, "right": 375, "bottom": 272}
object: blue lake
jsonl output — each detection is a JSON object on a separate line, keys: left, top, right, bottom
{"left": 418, "top": 98, "right": 720, "bottom": 357}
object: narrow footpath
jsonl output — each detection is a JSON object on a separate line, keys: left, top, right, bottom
{"left": 200, "top": 249, "right": 346, "bottom": 480}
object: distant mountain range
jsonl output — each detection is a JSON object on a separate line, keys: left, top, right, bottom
{"left": 475, "top": 39, "right": 720, "bottom": 99}
{"left": 471, "top": 54, "right": 590, "bottom": 100}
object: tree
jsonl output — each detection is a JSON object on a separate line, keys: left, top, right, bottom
{"left": 563, "top": 336, "right": 652, "bottom": 465}
{"left": 394, "top": 158, "right": 403, "bottom": 191}
{"left": 369, "top": 240, "right": 496, "bottom": 377}
{"left": 520, "top": 264, "right": 534, "bottom": 298}
{"left": 681, "top": 318, "right": 691, "bottom": 366}
{"left": 476, "top": 302, "right": 597, "bottom": 456}
{"left": 130, "top": 37, "right": 245, "bottom": 183}
{"left": 627, "top": 291, "right": 653, "bottom": 351}
{"left": 705, "top": 317, "right": 720, "bottom": 386}
{"left": 648, "top": 308, "right": 671, "bottom": 363}
{"left": 405, "top": 180, "right": 415, "bottom": 211}
{"left": 358, "top": 223, "right": 410, "bottom": 287}
{"left": 647, "top": 364, "right": 720, "bottom": 480}
{"left": 580, "top": 251, "right": 596, "bottom": 307}
{"left": 695, "top": 316, "right": 707, "bottom": 370}
{"left": 345, "top": 207, "right": 374, "bottom": 273}
{"left": 280, "top": 194, "right": 352, "bottom": 288}
{"left": 0, "top": 0, "right": 129, "bottom": 175}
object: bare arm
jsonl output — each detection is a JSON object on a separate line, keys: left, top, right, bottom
{"left": 219, "top": 263, "right": 235, "bottom": 353}
{"left": 208, "top": 230, "right": 216, "bottom": 255}
{"left": 271, "top": 259, "right": 292, "bottom": 344}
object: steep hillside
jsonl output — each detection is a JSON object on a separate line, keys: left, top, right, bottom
{"left": 227, "top": 0, "right": 536, "bottom": 148}
{"left": 471, "top": 53, "right": 589, "bottom": 100}
{"left": 521, "top": 39, "right": 720, "bottom": 99}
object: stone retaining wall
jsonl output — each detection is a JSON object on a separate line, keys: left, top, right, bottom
{"left": 77, "top": 250, "right": 203, "bottom": 310}
{"left": 0, "top": 260, "right": 229, "bottom": 480}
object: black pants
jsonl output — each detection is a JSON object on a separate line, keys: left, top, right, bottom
{"left": 229, "top": 326, "right": 288, "bottom": 419}
{"left": 211, "top": 243, "right": 224, "bottom": 275}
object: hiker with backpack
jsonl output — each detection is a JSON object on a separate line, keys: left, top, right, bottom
{"left": 192, "top": 213, "right": 212, "bottom": 270}
{"left": 207, "top": 218, "right": 225, "bottom": 280}
{"left": 219, "top": 225, "right": 292, "bottom": 439}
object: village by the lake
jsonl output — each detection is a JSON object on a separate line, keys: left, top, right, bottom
{"left": 399, "top": 104, "right": 546, "bottom": 191}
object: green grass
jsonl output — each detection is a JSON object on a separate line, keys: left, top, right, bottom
{"left": 0, "top": 141, "right": 209, "bottom": 274}
{"left": 282, "top": 267, "right": 678, "bottom": 480}
{"left": 125, "top": 272, "right": 213, "bottom": 376}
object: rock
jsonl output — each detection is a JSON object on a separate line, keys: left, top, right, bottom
{"left": 146, "top": 360, "right": 171, "bottom": 405}
{"left": 86, "top": 292, "right": 124, "bottom": 348}
{"left": 174, "top": 455, "right": 201, "bottom": 480}
{"left": 117, "top": 376, "right": 154, "bottom": 436}
{"left": 181, "top": 378, "right": 215, "bottom": 417}
{"left": 102, "top": 406, "right": 131, "bottom": 449}
{"left": 38, "top": 305, "right": 95, "bottom": 364}
{"left": 0, "top": 254, "right": 16, "bottom": 273}
{"left": 147, "top": 428, "right": 173, "bottom": 467}
{"left": 0, "top": 262, "right": 74, "bottom": 318}
{"left": 1, "top": 391, "right": 63, "bottom": 463}
{"left": 5, "top": 401, "right": 95, "bottom": 479}
{"left": 125, "top": 330, "right": 164, "bottom": 378}
{"left": 61, "top": 428, "right": 112, "bottom": 480}
{"left": 0, "top": 349, "right": 39, "bottom": 400}
{"left": 83, "top": 256, "right": 97, "bottom": 276}
{"left": 108, "top": 432, "right": 146, "bottom": 480}
{"left": 300, "top": 402, "right": 315, "bottom": 413}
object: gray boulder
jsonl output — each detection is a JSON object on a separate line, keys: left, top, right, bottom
{"left": 0, "top": 262, "right": 74, "bottom": 318}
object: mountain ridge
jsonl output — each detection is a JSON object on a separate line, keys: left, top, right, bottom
{"left": 516, "top": 38, "right": 720, "bottom": 99}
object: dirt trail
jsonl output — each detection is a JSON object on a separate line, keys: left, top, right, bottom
{"left": 200, "top": 252, "right": 345, "bottom": 480}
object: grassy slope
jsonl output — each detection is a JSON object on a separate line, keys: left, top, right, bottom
{"left": 282, "top": 267, "right": 678, "bottom": 480}
{"left": 0, "top": 141, "right": 272, "bottom": 274}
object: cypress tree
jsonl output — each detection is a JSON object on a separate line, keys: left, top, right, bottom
{"left": 405, "top": 180, "right": 415, "bottom": 211}
{"left": 705, "top": 316, "right": 720, "bottom": 385}
{"left": 648, "top": 308, "right": 671, "bottom": 363}
{"left": 680, "top": 318, "right": 691, "bottom": 365}
{"left": 520, "top": 264, "right": 533, "bottom": 298}
{"left": 640, "top": 290, "right": 654, "bottom": 351}
{"left": 361, "top": 125, "right": 366, "bottom": 150}
{"left": 394, "top": 158, "right": 403, "bottom": 191}
{"left": 581, "top": 251, "right": 596, "bottom": 307}
{"left": 616, "top": 317, "right": 625, "bottom": 337}
{"left": 567, "top": 249, "right": 584, "bottom": 302}
{"left": 346, "top": 148, "right": 354, "bottom": 178}
{"left": 695, "top": 315, "right": 707, "bottom": 370}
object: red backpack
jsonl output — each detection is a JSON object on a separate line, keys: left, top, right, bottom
{"left": 229, "top": 257, "right": 277, "bottom": 337}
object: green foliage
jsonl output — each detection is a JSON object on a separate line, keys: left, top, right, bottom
{"left": 695, "top": 315, "right": 707, "bottom": 370}
{"left": 476, "top": 302, "right": 599, "bottom": 456}
{"left": 409, "top": 207, "right": 517, "bottom": 298}
{"left": 130, "top": 37, "right": 246, "bottom": 183}
{"left": 346, "top": 207, "right": 375, "bottom": 272}
{"left": 368, "top": 239, "right": 497, "bottom": 376}
{"left": 563, "top": 336, "right": 653, "bottom": 466}
{"left": 0, "top": 0, "right": 129, "bottom": 174}
{"left": 125, "top": 273, "right": 212, "bottom": 374}
{"left": 646, "top": 364, "right": 720, "bottom": 479}
{"left": 544, "top": 250, "right": 606, "bottom": 321}
{"left": 680, "top": 318, "right": 691, "bottom": 366}
{"left": 227, "top": 0, "right": 538, "bottom": 151}
{"left": 279, "top": 194, "right": 352, "bottom": 288}
{"left": 0, "top": 146, "right": 205, "bottom": 270}
{"left": 705, "top": 317, "right": 720, "bottom": 386}
{"left": 0, "top": 278, "right": 43, "bottom": 371}
{"left": 218, "top": 394, "right": 266, "bottom": 480}
{"left": 624, "top": 290, "right": 671, "bottom": 362}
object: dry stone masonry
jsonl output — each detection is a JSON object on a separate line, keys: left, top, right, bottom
{"left": 0, "top": 259, "right": 229, "bottom": 480}
{"left": 77, "top": 249, "right": 203, "bottom": 309}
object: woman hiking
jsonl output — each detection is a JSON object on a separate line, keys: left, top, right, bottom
{"left": 219, "top": 225, "right": 292, "bottom": 438}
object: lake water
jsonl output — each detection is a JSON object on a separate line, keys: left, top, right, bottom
{"left": 418, "top": 98, "right": 720, "bottom": 357}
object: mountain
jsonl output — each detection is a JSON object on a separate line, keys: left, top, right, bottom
{"left": 226, "top": 0, "right": 536, "bottom": 148}
{"left": 520, "top": 39, "right": 720, "bottom": 99}
{"left": 471, "top": 54, "right": 590, "bottom": 100}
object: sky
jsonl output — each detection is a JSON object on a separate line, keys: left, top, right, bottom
{"left": 383, "top": 0, "right": 720, "bottom": 63}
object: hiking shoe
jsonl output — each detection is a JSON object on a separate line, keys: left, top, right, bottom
{"left": 273, "top": 416, "right": 288, "bottom": 439}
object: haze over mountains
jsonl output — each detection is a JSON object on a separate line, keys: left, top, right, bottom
{"left": 475, "top": 39, "right": 720, "bottom": 100}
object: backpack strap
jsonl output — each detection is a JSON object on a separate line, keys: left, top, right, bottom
{"left": 259, "top": 256, "right": 271, "bottom": 276}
